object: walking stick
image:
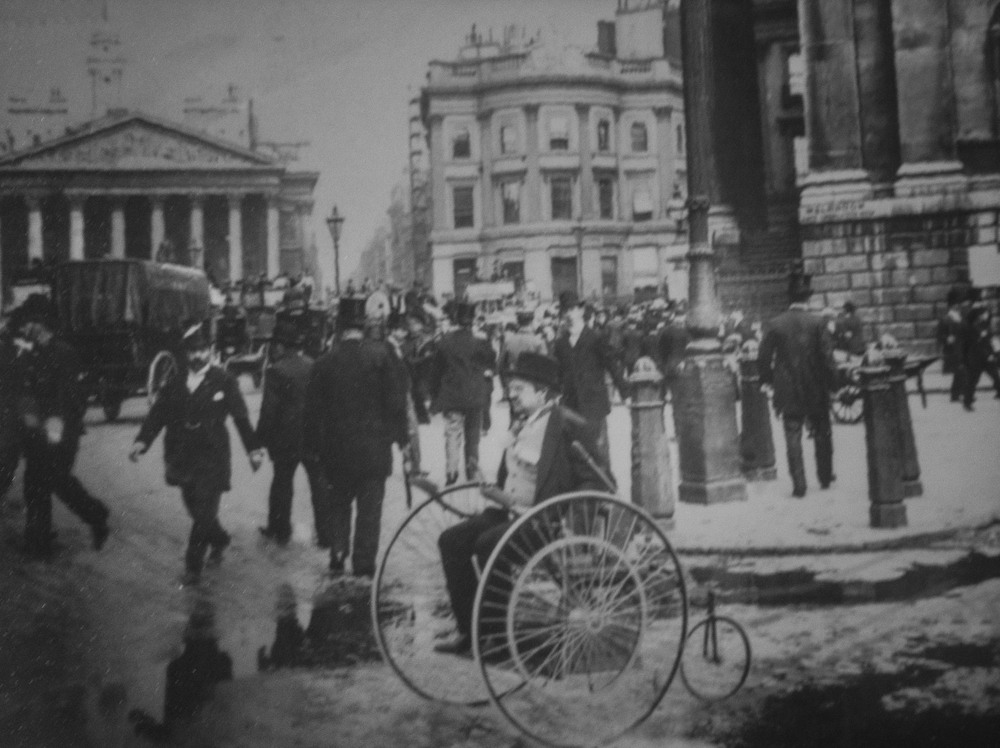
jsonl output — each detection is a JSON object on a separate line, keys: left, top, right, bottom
{"left": 571, "top": 441, "right": 618, "bottom": 493}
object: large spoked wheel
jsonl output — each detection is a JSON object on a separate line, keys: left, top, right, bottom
{"left": 473, "top": 492, "right": 688, "bottom": 748}
{"left": 831, "top": 383, "right": 864, "bottom": 424}
{"left": 680, "top": 615, "right": 751, "bottom": 702}
{"left": 372, "top": 482, "right": 518, "bottom": 705}
{"left": 146, "top": 351, "right": 177, "bottom": 405}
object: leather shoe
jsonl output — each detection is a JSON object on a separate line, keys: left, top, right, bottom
{"left": 792, "top": 488, "right": 806, "bottom": 499}
{"left": 433, "top": 632, "right": 471, "bottom": 656}
{"left": 207, "top": 534, "right": 231, "bottom": 565}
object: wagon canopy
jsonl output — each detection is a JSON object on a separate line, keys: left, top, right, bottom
{"left": 53, "top": 259, "right": 211, "bottom": 333}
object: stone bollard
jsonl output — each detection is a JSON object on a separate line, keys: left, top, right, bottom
{"left": 859, "top": 366, "right": 907, "bottom": 528}
{"left": 738, "top": 341, "right": 777, "bottom": 481}
{"left": 629, "top": 357, "right": 675, "bottom": 528}
{"left": 882, "top": 350, "right": 923, "bottom": 498}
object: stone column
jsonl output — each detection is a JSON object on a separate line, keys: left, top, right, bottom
{"left": 110, "top": 199, "right": 126, "bottom": 258}
{"left": 883, "top": 350, "right": 923, "bottom": 497}
{"left": 266, "top": 196, "right": 280, "bottom": 279}
{"left": 69, "top": 196, "right": 85, "bottom": 260}
{"left": 189, "top": 195, "right": 205, "bottom": 268}
{"left": 524, "top": 105, "right": 542, "bottom": 223}
{"left": 891, "top": 0, "right": 964, "bottom": 194}
{"left": 853, "top": 0, "right": 901, "bottom": 187}
{"left": 150, "top": 196, "right": 165, "bottom": 259}
{"left": 654, "top": 105, "right": 673, "bottom": 219}
{"left": 227, "top": 194, "right": 243, "bottom": 283}
{"left": 615, "top": 107, "right": 630, "bottom": 220}
{"left": 629, "top": 357, "right": 675, "bottom": 527}
{"left": 676, "top": 0, "right": 747, "bottom": 505}
{"left": 26, "top": 197, "right": 43, "bottom": 262}
{"left": 478, "top": 111, "right": 495, "bottom": 228}
{"left": 860, "top": 365, "right": 907, "bottom": 528}
{"left": 576, "top": 104, "right": 593, "bottom": 219}
{"left": 428, "top": 115, "right": 448, "bottom": 231}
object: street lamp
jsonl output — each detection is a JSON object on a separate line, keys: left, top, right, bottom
{"left": 326, "top": 204, "right": 345, "bottom": 295}
{"left": 572, "top": 216, "right": 585, "bottom": 297}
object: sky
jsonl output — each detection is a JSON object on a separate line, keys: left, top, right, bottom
{"left": 0, "top": 0, "right": 612, "bottom": 286}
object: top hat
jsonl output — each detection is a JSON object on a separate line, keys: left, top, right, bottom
{"left": 452, "top": 301, "right": 476, "bottom": 326}
{"left": 271, "top": 310, "right": 304, "bottom": 347}
{"left": 507, "top": 351, "right": 561, "bottom": 391}
{"left": 515, "top": 311, "right": 535, "bottom": 327}
{"left": 558, "top": 290, "right": 582, "bottom": 312}
{"left": 182, "top": 321, "right": 211, "bottom": 350}
{"left": 15, "top": 293, "right": 58, "bottom": 330}
{"left": 337, "top": 297, "right": 368, "bottom": 331}
{"left": 787, "top": 263, "right": 813, "bottom": 303}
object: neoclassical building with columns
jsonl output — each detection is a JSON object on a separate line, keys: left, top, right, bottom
{"left": 421, "top": 1, "right": 689, "bottom": 304}
{"left": 0, "top": 109, "right": 317, "bottom": 298}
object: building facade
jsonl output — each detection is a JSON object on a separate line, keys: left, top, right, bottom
{"left": 421, "top": 1, "right": 689, "bottom": 304}
{"left": 0, "top": 110, "right": 318, "bottom": 300}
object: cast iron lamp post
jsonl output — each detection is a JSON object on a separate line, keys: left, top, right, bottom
{"left": 326, "top": 204, "right": 345, "bottom": 295}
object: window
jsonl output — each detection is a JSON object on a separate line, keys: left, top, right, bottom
{"left": 597, "top": 177, "right": 615, "bottom": 219}
{"left": 549, "top": 115, "right": 569, "bottom": 151}
{"left": 501, "top": 181, "right": 520, "bottom": 224}
{"left": 500, "top": 124, "right": 517, "bottom": 155}
{"left": 676, "top": 123, "right": 684, "bottom": 154}
{"left": 601, "top": 256, "right": 618, "bottom": 298}
{"left": 597, "top": 119, "right": 610, "bottom": 152}
{"left": 630, "top": 121, "right": 648, "bottom": 152}
{"left": 452, "top": 127, "right": 471, "bottom": 159}
{"left": 550, "top": 176, "right": 572, "bottom": 220}
{"left": 632, "top": 186, "right": 653, "bottom": 221}
{"left": 453, "top": 185, "right": 474, "bottom": 228}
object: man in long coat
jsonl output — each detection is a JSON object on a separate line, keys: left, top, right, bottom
{"left": 303, "top": 297, "right": 409, "bottom": 577}
{"left": 256, "top": 311, "right": 332, "bottom": 547}
{"left": 131, "top": 323, "right": 263, "bottom": 584}
{"left": 759, "top": 275, "right": 838, "bottom": 498}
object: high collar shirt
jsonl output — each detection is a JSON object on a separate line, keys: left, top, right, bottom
{"left": 186, "top": 363, "right": 211, "bottom": 394}
{"left": 503, "top": 403, "right": 553, "bottom": 508}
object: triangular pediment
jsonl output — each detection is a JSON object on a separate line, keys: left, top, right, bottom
{"left": 0, "top": 112, "right": 276, "bottom": 170}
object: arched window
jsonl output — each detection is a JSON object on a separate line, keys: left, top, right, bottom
{"left": 452, "top": 127, "right": 471, "bottom": 159}
{"left": 597, "top": 119, "right": 611, "bottom": 151}
{"left": 630, "top": 121, "right": 648, "bottom": 152}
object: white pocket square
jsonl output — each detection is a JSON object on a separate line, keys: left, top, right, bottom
{"left": 213, "top": 391, "right": 224, "bottom": 401}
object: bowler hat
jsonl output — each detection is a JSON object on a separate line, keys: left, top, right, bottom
{"left": 508, "top": 351, "right": 560, "bottom": 391}
{"left": 337, "top": 297, "right": 368, "bottom": 331}
{"left": 182, "top": 321, "right": 210, "bottom": 350}
{"left": 787, "top": 263, "right": 812, "bottom": 303}
{"left": 515, "top": 311, "right": 534, "bottom": 327}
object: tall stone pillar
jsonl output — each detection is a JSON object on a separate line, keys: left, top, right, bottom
{"left": 676, "top": 0, "right": 747, "bottom": 505}
{"left": 524, "top": 105, "right": 541, "bottom": 223}
{"left": 853, "top": 0, "right": 901, "bottom": 187}
{"left": 26, "top": 197, "right": 43, "bottom": 262}
{"left": 798, "top": 0, "right": 871, "bottom": 202}
{"left": 189, "top": 195, "right": 204, "bottom": 268}
{"left": 150, "top": 197, "right": 166, "bottom": 258}
{"left": 478, "top": 111, "right": 495, "bottom": 228}
{"left": 110, "top": 200, "right": 126, "bottom": 258}
{"left": 891, "top": 0, "right": 964, "bottom": 194}
{"left": 654, "top": 106, "right": 674, "bottom": 218}
{"left": 69, "top": 197, "right": 85, "bottom": 260}
{"left": 428, "top": 115, "right": 447, "bottom": 231}
{"left": 266, "top": 197, "right": 280, "bottom": 279}
{"left": 227, "top": 194, "right": 243, "bottom": 283}
{"left": 576, "top": 104, "right": 593, "bottom": 219}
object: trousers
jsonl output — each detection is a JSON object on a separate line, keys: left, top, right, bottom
{"left": 443, "top": 408, "right": 482, "bottom": 479}
{"left": 327, "top": 473, "right": 386, "bottom": 577}
{"left": 180, "top": 484, "right": 229, "bottom": 574}
{"left": 782, "top": 409, "right": 833, "bottom": 495}
{"left": 265, "top": 456, "right": 332, "bottom": 545}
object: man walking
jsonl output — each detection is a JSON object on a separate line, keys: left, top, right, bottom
{"left": 759, "top": 273, "right": 838, "bottom": 498}
{"left": 552, "top": 291, "right": 629, "bottom": 471}
{"left": 303, "top": 297, "right": 409, "bottom": 577}
{"left": 429, "top": 301, "right": 496, "bottom": 485}
{"left": 12, "top": 295, "right": 110, "bottom": 558}
{"left": 130, "top": 322, "right": 263, "bottom": 584}
{"left": 256, "top": 311, "right": 332, "bottom": 547}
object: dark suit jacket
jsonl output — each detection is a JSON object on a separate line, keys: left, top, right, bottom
{"left": 759, "top": 306, "right": 837, "bottom": 419}
{"left": 497, "top": 405, "right": 605, "bottom": 504}
{"left": 429, "top": 327, "right": 496, "bottom": 412}
{"left": 303, "top": 337, "right": 408, "bottom": 481}
{"left": 20, "top": 337, "right": 87, "bottom": 441}
{"left": 136, "top": 366, "right": 259, "bottom": 494}
{"left": 256, "top": 350, "right": 314, "bottom": 460}
{"left": 553, "top": 326, "right": 628, "bottom": 422}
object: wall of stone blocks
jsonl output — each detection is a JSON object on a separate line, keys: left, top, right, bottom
{"left": 800, "top": 210, "right": 991, "bottom": 356}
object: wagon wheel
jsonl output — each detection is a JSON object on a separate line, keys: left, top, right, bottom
{"left": 474, "top": 492, "right": 688, "bottom": 748}
{"left": 831, "top": 383, "right": 864, "bottom": 424}
{"left": 371, "top": 481, "right": 522, "bottom": 705}
{"left": 146, "top": 351, "right": 177, "bottom": 405}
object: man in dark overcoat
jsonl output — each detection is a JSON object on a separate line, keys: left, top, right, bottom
{"left": 428, "top": 301, "right": 496, "bottom": 484}
{"left": 759, "top": 274, "right": 838, "bottom": 498}
{"left": 303, "top": 297, "right": 409, "bottom": 577}
{"left": 435, "top": 351, "right": 604, "bottom": 655}
{"left": 256, "top": 311, "right": 332, "bottom": 547}
{"left": 0, "top": 317, "right": 24, "bottom": 500}
{"left": 131, "top": 323, "right": 263, "bottom": 584}
{"left": 13, "top": 294, "right": 110, "bottom": 558}
{"left": 552, "top": 291, "right": 629, "bottom": 470}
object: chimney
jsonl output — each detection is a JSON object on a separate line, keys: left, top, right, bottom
{"left": 597, "top": 20, "right": 617, "bottom": 57}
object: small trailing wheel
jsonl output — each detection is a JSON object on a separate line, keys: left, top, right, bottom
{"left": 680, "top": 615, "right": 751, "bottom": 702}
{"left": 372, "top": 482, "right": 519, "bottom": 705}
{"left": 831, "top": 383, "right": 864, "bottom": 424}
{"left": 147, "top": 351, "right": 177, "bottom": 405}
{"left": 474, "top": 492, "right": 688, "bottom": 748}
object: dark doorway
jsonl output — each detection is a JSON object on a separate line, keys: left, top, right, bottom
{"left": 41, "top": 194, "right": 69, "bottom": 264}
{"left": 551, "top": 257, "right": 578, "bottom": 300}
{"left": 164, "top": 195, "right": 191, "bottom": 264}
{"left": 84, "top": 196, "right": 111, "bottom": 259}
{"left": 125, "top": 196, "right": 151, "bottom": 259}
{"left": 203, "top": 195, "right": 229, "bottom": 286}
{"left": 453, "top": 257, "right": 476, "bottom": 300}
{"left": 241, "top": 194, "right": 267, "bottom": 279}
{"left": 1, "top": 197, "right": 29, "bottom": 284}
